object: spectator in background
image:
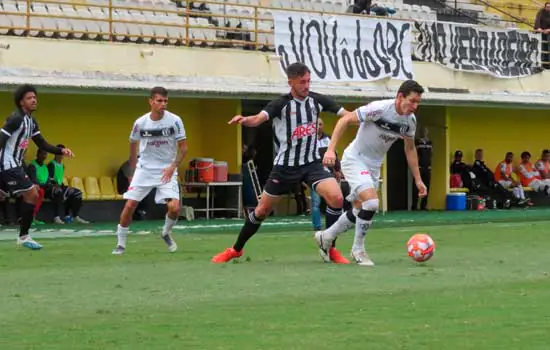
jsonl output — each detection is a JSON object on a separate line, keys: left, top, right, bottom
{"left": 348, "top": 0, "right": 372, "bottom": 14}
{"left": 518, "top": 151, "right": 550, "bottom": 195}
{"left": 47, "top": 145, "right": 89, "bottom": 224}
{"left": 535, "top": 3, "right": 550, "bottom": 69}
{"left": 412, "top": 127, "right": 432, "bottom": 211}
{"left": 471, "top": 149, "right": 515, "bottom": 208}
{"left": 370, "top": 3, "right": 396, "bottom": 17}
{"left": 450, "top": 150, "right": 475, "bottom": 189}
{"left": 534, "top": 149, "right": 550, "bottom": 179}
{"left": 117, "top": 160, "right": 147, "bottom": 221}
{"left": 27, "top": 149, "right": 62, "bottom": 224}
{"left": 495, "top": 152, "right": 531, "bottom": 206}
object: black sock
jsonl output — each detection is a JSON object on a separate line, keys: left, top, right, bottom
{"left": 325, "top": 205, "right": 342, "bottom": 248}
{"left": 233, "top": 211, "right": 264, "bottom": 252}
{"left": 71, "top": 198, "right": 82, "bottom": 217}
{"left": 20, "top": 202, "right": 35, "bottom": 238}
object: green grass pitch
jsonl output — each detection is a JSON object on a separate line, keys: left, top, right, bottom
{"left": 1, "top": 220, "right": 549, "bottom": 349}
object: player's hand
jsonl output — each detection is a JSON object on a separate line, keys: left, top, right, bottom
{"left": 323, "top": 149, "right": 337, "bottom": 167}
{"left": 334, "top": 171, "right": 343, "bottom": 181}
{"left": 161, "top": 164, "right": 176, "bottom": 184}
{"left": 416, "top": 180, "right": 428, "bottom": 197}
{"left": 61, "top": 148, "right": 75, "bottom": 158}
{"left": 228, "top": 115, "right": 246, "bottom": 125}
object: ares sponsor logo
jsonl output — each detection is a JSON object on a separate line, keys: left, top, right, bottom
{"left": 19, "top": 139, "right": 29, "bottom": 149}
{"left": 291, "top": 122, "right": 317, "bottom": 139}
{"left": 379, "top": 134, "right": 397, "bottom": 143}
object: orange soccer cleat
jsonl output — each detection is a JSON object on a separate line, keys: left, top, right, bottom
{"left": 211, "top": 247, "right": 243, "bottom": 263}
{"left": 329, "top": 247, "right": 350, "bottom": 264}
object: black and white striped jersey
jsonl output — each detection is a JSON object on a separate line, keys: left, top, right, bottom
{"left": 0, "top": 110, "right": 40, "bottom": 170}
{"left": 261, "top": 92, "right": 344, "bottom": 167}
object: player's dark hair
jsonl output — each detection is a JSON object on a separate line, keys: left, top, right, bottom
{"left": 521, "top": 151, "right": 531, "bottom": 158}
{"left": 14, "top": 84, "right": 37, "bottom": 108}
{"left": 475, "top": 149, "right": 483, "bottom": 153}
{"left": 286, "top": 62, "right": 310, "bottom": 79}
{"left": 506, "top": 152, "right": 513, "bottom": 157}
{"left": 397, "top": 80, "right": 424, "bottom": 98}
{"left": 543, "top": 149, "right": 550, "bottom": 155}
{"left": 150, "top": 86, "right": 168, "bottom": 98}
{"left": 56, "top": 144, "right": 65, "bottom": 149}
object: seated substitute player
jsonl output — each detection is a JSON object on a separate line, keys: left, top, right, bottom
{"left": 47, "top": 145, "right": 89, "bottom": 224}
{"left": 315, "top": 80, "right": 427, "bottom": 266}
{"left": 534, "top": 149, "right": 550, "bottom": 179}
{"left": 0, "top": 84, "right": 74, "bottom": 250}
{"left": 112, "top": 87, "right": 187, "bottom": 255}
{"left": 518, "top": 151, "right": 550, "bottom": 195}
{"left": 494, "top": 151, "right": 530, "bottom": 206}
{"left": 212, "top": 62, "right": 349, "bottom": 264}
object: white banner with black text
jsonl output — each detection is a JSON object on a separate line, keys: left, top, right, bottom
{"left": 414, "top": 21, "right": 543, "bottom": 78}
{"left": 273, "top": 11, "right": 414, "bottom": 82}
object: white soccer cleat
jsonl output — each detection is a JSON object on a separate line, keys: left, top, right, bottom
{"left": 314, "top": 231, "right": 332, "bottom": 263}
{"left": 17, "top": 236, "right": 43, "bottom": 250}
{"left": 53, "top": 216, "right": 64, "bottom": 224}
{"left": 112, "top": 245, "right": 125, "bottom": 255}
{"left": 351, "top": 250, "right": 375, "bottom": 267}
{"left": 162, "top": 233, "right": 177, "bottom": 253}
{"left": 75, "top": 216, "right": 90, "bottom": 224}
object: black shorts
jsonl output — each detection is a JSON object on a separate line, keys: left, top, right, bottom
{"left": 264, "top": 161, "right": 334, "bottom": 197}
{"left": 0, "top": 166, "right": 34, "bottom": 196}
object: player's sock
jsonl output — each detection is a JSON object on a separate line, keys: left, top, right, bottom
{"left": 162, "top": 214, "right": 178, "bottom": 236}
{"left": 116, "top": 224, "right": 130, "bottom": 248}
{"left": 325, "top": 205, "right": 343, "bottom": 228}
{"left": 323, "top": 207, "right": 359, "bottom": 240}
{"left": 19, "top": 202, "right": 35, "bottom": 238}
{"left": 233, "top": 211, "right": 264, "bottom": 252}
{"left": 352, "top": 199, "right": 378, "bottom": 252}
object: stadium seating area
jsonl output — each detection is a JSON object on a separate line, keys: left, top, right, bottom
{"left": 0, "top": 0, "right": 528, "bottom": 50}
{"left": 59, "top": 176, "right": 122, "bottom": 200}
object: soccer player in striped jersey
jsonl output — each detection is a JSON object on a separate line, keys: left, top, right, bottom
{"left": 212, "top": 63, "right": 349, "bottom": 264}
{"left": 317, "top": 80, "right": 427, "bottom": 266}
{"left": 0, "top": 85, "right": 74, "bottom": 250}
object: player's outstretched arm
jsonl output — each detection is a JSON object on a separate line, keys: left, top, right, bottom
{"left": 404, "top": 137, "right": 427, "bottom": 197}
{"left": 228, "top": 113, "right": 268, "bottom": 127}
{"left": 32, "top": 134, "right": 66, "bottom": 156}
{"left": 323, "top": 111, "right": 360, "bottom": 167}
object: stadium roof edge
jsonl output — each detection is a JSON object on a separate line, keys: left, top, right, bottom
{"left": 0, "top": 78, "right": 548, "bottom": 109}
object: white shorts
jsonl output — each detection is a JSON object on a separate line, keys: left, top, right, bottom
{"left": 123, "top": 169, "right": 180, "bottom": 204}
{"left": 498, "top": 180, "right": 513, "bottom": 188}
{"left": 340, "top": 151, "right": 381, "bottom": 202}
{"left": 528, "top": 179, "right": 550, "bottom": 192}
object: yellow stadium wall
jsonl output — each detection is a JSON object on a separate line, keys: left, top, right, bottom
{"left": 448, "top": 106, "right": 550, "bottom": 178}
{"left": 0, "top": 92, "right": 241, "bottom": 179}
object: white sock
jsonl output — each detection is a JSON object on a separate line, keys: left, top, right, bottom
{"left": 323, "top": 208, "right": 359, "bottom": 240}
{"left": 352, "top": 199, "right": 379, "bottom": 253}
{"left": 162, "top": 215, "right": 178, "bottom": 236}
{"left": 116, "top": 224, "right": 129, "bottom": 248}
{"left": 353, "top": 217, "right": 372, "bottom": 252}
{"left": 518, "top": 187, "right": 526, "bottom": 200}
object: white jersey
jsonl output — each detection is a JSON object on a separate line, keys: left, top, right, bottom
{"left": 345, "top": 99, "right": 416, "bottom": 167}
{"left": 129, "top": 111, "right": 186, "bottom": 175}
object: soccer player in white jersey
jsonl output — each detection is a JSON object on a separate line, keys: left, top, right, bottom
{"left": 315, "top": 80, "right": 428, "bottom": 266}
{"left": 112, "top": 87, "right": 187, "bottom": 255}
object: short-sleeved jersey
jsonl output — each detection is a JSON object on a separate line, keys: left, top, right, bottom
{"left": 345, "top": 99, "right": 416, "bottom": 167}
{"left": 0, "top": 109, "right": 40, "bottom": 170}
{"left": 494, "top": 161, "right": 512, "bottom": 181}
{"left": 518, "top": 162, "right": 541, "bottom": 186}
{"left": 261, "top": 92, "right": 344, "bottom": 167}
{"left": 534, "top": 159, "right": 549, "bottom": 174}
{"left": 129, "top": 111, "right": 186, "bottom": 172}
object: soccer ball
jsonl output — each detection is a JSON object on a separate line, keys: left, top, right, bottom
{"left": 407, "top": 233, "right": 435, "bottom": 262}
